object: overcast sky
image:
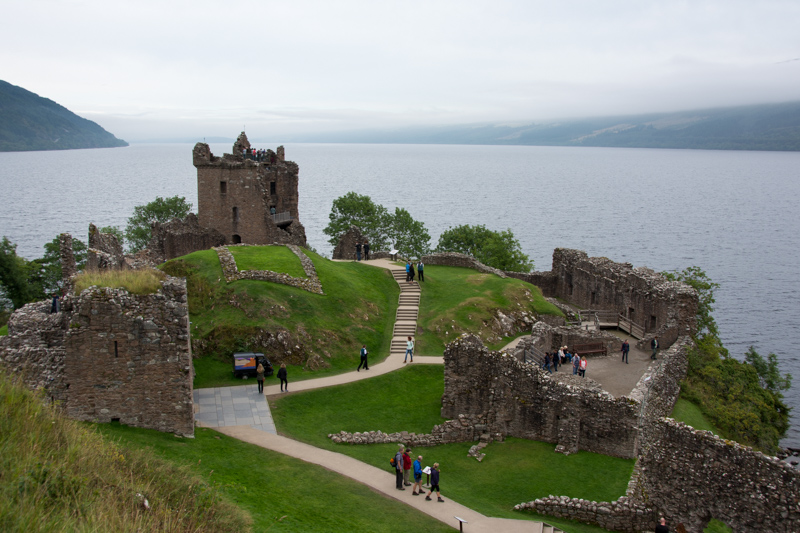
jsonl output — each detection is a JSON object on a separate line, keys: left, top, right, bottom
{"left": 2, "top": 0, "right": 799, "bottom": 141}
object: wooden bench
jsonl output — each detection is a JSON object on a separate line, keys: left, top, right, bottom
{"left": 571, "top": 342, "right": 607, "bottom": 357}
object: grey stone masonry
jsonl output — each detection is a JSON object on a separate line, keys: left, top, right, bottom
{"left": 332, "top": 225, "right": 366, "bottom": 260}
{"left": 215, "top": 244, "right": 323, "bottom": 294}
{"left": 87, "top": 223, "right": 126, "bottom": 271}
{"left": 148, "top": 213, "right": 226, "bottom": 263}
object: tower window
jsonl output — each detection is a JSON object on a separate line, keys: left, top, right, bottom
{"left": 270, "top": 181, "right": 276, "bottom": 195}
{"left": 232, "top": 207, "right": 239, "bottom": 222}
{"left": 220, "top": 181, "right": 227, "bottom": 194}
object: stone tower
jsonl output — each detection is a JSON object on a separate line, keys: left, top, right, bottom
{"left": 192, "top": 132, "right": 307, "bottom": 246}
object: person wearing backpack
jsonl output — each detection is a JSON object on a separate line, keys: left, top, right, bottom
{"left": 394, "top": 445, "right": 405, "bottom": 490}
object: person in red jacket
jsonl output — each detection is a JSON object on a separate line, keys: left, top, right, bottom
{"left": 402, "top": 448, "right": 413, "bottom": 487}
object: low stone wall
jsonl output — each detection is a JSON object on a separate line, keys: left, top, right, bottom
{"left": 628, "top": 337, "right": 691, "bottom": 423}
{"left": 419, "top": 252, "right": 507, "bottom": 278}
{"left": 328, "top": 414, "right": 489, "bottom": 448}
{"left": 515, "top": 495, "right": 656, "bottom": 533}
{"left": 332, "top": 225, "right": 364, "bottom": 260}
{"left": 505, "top": 271, "right": 557, "bottom": 296}
{"left": 515, "top": 321, "right": 623, "bottom": 360}
{"left": 215, "top": 244, "right": 323, "bottom": 294}
{"left": 639, "top": 418, "right": 800, "bottom": 532}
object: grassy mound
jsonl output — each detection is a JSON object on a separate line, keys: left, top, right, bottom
{"left": 0, "top": 371, "right": 249, "bottom": 532}
{"left": 228, "top": 245, "right": 307, "bottom": 278}
{"left": 96, "top": 423, "right": 453, "bottom": 533}
{"left": 0, "top": 324, "right": 7, "bottom": 336}
{"left": 162, "top": 248, "right": 398, "bottom": 388}
{"left": 416, "top": 265, "right": 563, "bottom": 354}
{"left": 73, "top": 268, "right": 167, "bottom": 295}
{"left": 271, "top": 365, "right": 634, "bottom": 530}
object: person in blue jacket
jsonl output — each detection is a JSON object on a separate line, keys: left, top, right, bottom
{"left": 412, "top": 455, "right": 426, "bottom": 496}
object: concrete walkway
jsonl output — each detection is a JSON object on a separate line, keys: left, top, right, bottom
{"left": 213, "top": 424, "right": 552, "bottom": 533}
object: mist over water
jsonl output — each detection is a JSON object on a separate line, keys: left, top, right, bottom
{"left": 2, "top": 142, "right": 799, "bottom": 446}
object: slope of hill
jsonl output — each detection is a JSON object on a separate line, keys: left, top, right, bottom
{"left": 292, "top": 102, "right": 800, "bottom": 152}
{"left": 0, "top": 80, "right": 128, "bottom": 152}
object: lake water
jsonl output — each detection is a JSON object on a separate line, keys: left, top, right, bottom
{"left": 2, "top": 142, "right": 799, "bottom": 446}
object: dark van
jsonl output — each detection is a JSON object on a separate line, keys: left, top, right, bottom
{"left": 232, "top": 352, "right": 274, "bottom": 379}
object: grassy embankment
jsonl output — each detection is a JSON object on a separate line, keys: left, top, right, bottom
{"left": 414, "top": 264, "right": 563, "bottom": 355}
{"left": 0, "top": 324, "right": 7, "bottom": 335}
{"left": 161, "top": 246, "right": 399, "bottom": 389}
{"left": 73, "top": 268, "right": 167, "bottom": 295}
{"left": 271, "top": 364, "right": 633, "bottom": 533}
{"left": 0, "top": 371, "right": 249, "bottom": 532}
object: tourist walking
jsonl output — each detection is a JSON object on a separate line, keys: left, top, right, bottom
{"left": 651, "top": 336, "right": 659, "bottom": 360}
{"left": 406, "top": 261, "right": 412, "bottom": 281}
{"left": 357, "top": 345, "right": 369, "bottom": 371}
{"left": 355, "top": 241, "right": 362, "bottom": 261}
{"left": 256, "top": 363, "right": 265, "bottom": 394}
{"left": 424, "top": 463, "right": 444, "bottom": 502}
{"left": 277, "top": 363, "right": 288, "bottom": 392}
{"left": 412, "top": 455, "right": 426, "bottom": 495}
{"left": 409, "top": 262, "right": 416, "bottom": 283}
{"left": 404, "top": 336, "right": 414, "bottom": 363}
{"left": 579, "top": 356, "right": 587, "bottom": 377}
{"left": 402, "top": 448, "right": 413, "bottom": 487}
{"left": 543, "top": 352, "right": 552, "bottom": 373}
{"left": 621, "top": 339, "right": 630, "bottom": 364}
{"left": 363, "top": 240, "right": 370, "bottom": 260}
{"left": 552, "top": 350, "right": 559, "bottom": 372}
{"left": 395, "top": 445, "right": 405, "bottom": 490}
{"left": 572, "top": 353, "right": 580, "bottom": 375}
{"left": 654, "top": 517, "right": 669, "bottom": 533}
{"left": 417, "top": 260, "right": 424, "bottom": 282}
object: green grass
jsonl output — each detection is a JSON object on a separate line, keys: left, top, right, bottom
{"left": 95, "top": 423, "right": 453, "bottom": 533}
{"left": 705, "top": 518, "right": 733, "bottom": 532}
{"left": 163, "top": 248, "right": 398, "bottom": 388}
{"left": 671, "top": 397, "right": 722, "bottom": 435}
{"left": 0, "top": 324, "right": 7, "bottom": 336}
{"left": 73, "top": 268, "right": 167, "bottom": 295}
{"left": 228, "top": 245, "right": 307, "bottom": 278}
{"left": 416, "top": 265, "right": 563, "bottom": 355}
{"left": 271, "top": 365, "right": 634, "bottom": 532}
{"left": 0, "top": 372, "right": 248, "bottom": 532}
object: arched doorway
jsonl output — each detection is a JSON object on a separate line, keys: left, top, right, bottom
{"left": 232, "top": 234, "right": 242, "bottom": 244}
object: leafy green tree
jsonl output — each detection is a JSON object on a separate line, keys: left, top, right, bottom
{"left": 745, "top": 346, "right": 792, "bottom": 395}
{"left": 322, "top": 192, "right": 390, "bottom": 250}
{"left": 27, "top": 236, "right": 87, "bottom": 297}
{"left": 435, "top": 224, "right": 533, "bottom": 272}
{"left": 0, "top": 237, "right": 35, "bottom": 308}
{"left": 387, "top": 207, "right": 431, "bottom": 259}
{"left": 663, "top": 266, "right": 719, "bottom": 337}
{"left": 125, "top": 196, "right": 192, "bottom": 253}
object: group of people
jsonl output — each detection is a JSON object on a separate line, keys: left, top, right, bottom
{"left": 543, "top": 346, "right": 587, "bottom": 377}
{"left": 405, "top": 261, "right": 424, "bottom": 282}
{"left": 255, "top": 363, "right": 289, "bottom": 393}
{"left": 242, "top": 147, "right": 273, "bottom": 163}
{"left": 394, "top": 445, "right": 444, "bottom": 502}
{"left": 354, "top": 241, "right": 370, "bottom": 261}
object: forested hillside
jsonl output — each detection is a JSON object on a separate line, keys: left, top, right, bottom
{"left": 0, "top": 80, "right": 127, "bottom": 152}
{"left": 295, "top": 102, "right": 800, "bottom": 152}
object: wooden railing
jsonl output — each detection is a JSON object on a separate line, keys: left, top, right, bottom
{"left": 618, "top": 314, "right": 645, "bottom": 339}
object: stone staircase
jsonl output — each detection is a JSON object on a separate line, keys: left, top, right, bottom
{"left": 390, "top": 268, "right": 421, "bottom": 358}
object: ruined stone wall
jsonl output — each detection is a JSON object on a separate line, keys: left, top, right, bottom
{"left": 148, "top": 213, "right": 227, "bottom": 262}
{"left": 332, "top": 225, "right": 365, "bottom": 260}
{"left": 547, "top": 249, "right": 698, "bottom": 347}
{"left": 442, "top": 334, "right": 640, "bottom": 458}
{"left": 193, "top": 134, "right": 306, "bottom": 247}
{"left": 0, "top": 301, "right": 68, "bottom": 402}
{"left": 639, "top": 419, "right": 800, "bottom": 532}
{"left": 215, "top": 245, "right": 323, "bottom": 294}
{"left": 63, "top": 276, "right": 194, "bottom": 436}
{"left": 419, "top": 252, "right": 507, "bottom": 278}
{"left": 86, "top": 223, "right": 126, "bottom": 271}
{"left": 505, "top": 271, "right": 557, "bottom": 296}
{"left": 329, "top": 414, "right": 490, "bottom": 448}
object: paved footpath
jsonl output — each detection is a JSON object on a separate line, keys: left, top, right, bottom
{"left": 195, "top": 257, "right": 555, "bottom": 532}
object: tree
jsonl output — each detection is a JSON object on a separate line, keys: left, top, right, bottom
{"left": 0, "top": 237, "right": 35, "bottom": 308}
{"left": 387, "top": 207, "right": 431, "bottom": 259}
{"left": 125, "top": 196, "right": 192, "bottom": 253}
{"left": 27, "top": 236, "right": 87, "bottom": 297}
{"left": 435, "top": 224, "right": 533, "bottom": 272}
{"left": 322, "top": 192, "right": 390, "bottom": 250}
{"left": 745, "top": 346, "right": 792, "bottom": 396}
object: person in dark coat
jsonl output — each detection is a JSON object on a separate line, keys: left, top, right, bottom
{"left": 424, "top": 463, "right": 444, "bottom": 502}
{"left": 277, "top": 363, "right": 288, "bottom": 392}
{"left": 655, "top": 517, "right": 669, "bottom": 533}
{"left": 417, "top": 261, "right": 424, "bottom": 282}
{"left": 355, "top": 242, "right": 362, "bottom": 261}
{"left": 409, "top": 262, "right": 416, "bottom": 283}
{"left": 651, "top": 336, "right": 659, "bottom": 360}
{"left": 621, "top": 339, "right": 630, "bottom": 364}
{"left": 363, "top": 240, "right": 370, "bottom": 260}
{"left": 357, "top": 345, "right": 369, "bottom": 371}
{"left": 395, "top": 445, "right": 405, "bottom": 490}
